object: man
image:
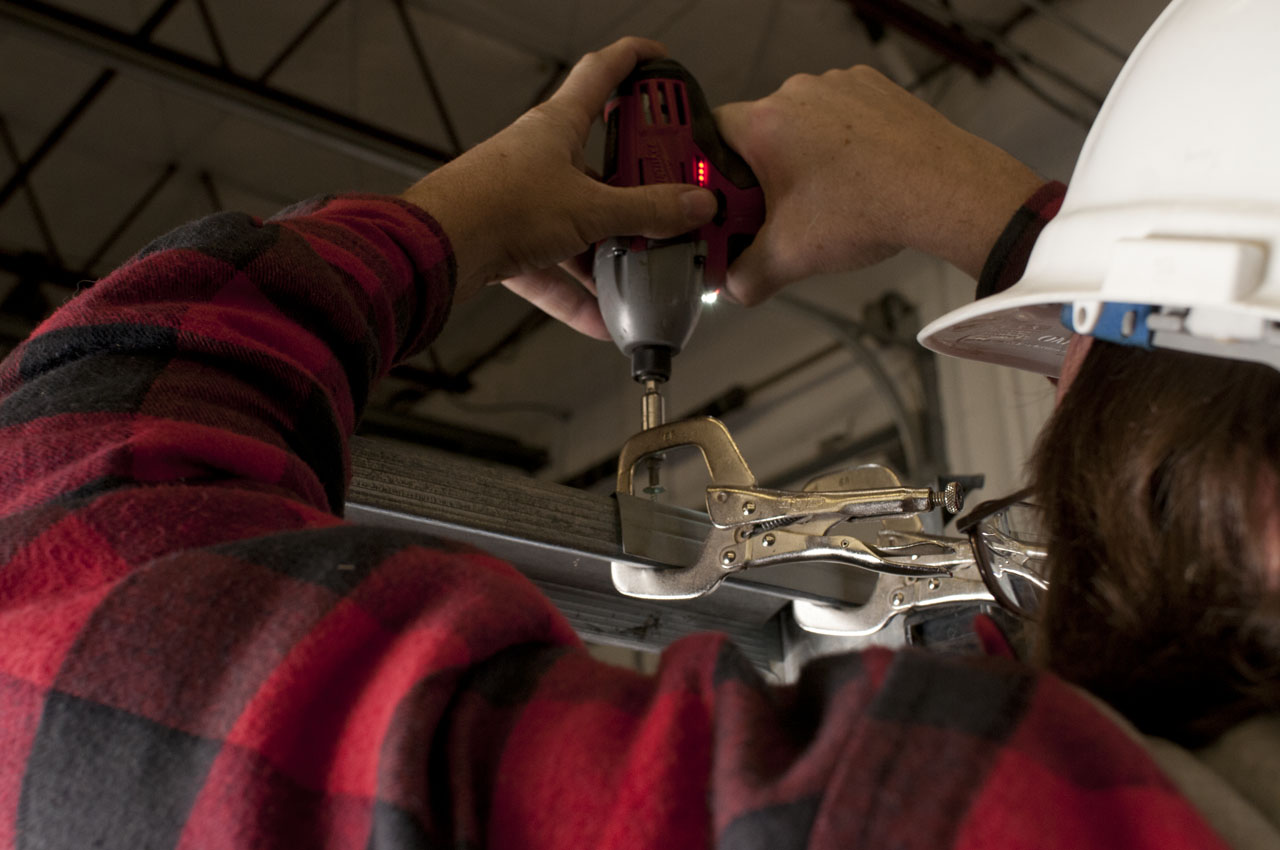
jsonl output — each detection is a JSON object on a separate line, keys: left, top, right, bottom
{"left": 0, "top": 13, "right": 1274, "bottom": 850}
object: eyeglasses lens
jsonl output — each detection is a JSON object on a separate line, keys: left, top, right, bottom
{"left": 976, "top": 502, "right": 1049, "bottom": 618}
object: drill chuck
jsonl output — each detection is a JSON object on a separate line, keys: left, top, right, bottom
{"left": 630, "top": 345, "right": 673, "bottom": 383}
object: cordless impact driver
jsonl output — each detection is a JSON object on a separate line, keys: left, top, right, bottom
{"left": 593, "top": 60, "right": 765, "bottom": 489}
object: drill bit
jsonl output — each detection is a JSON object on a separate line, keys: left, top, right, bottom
{"left": 641, "top": 378, "right": 665, "bottom": 495}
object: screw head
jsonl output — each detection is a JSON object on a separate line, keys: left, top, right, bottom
{"left": 742, "top": 502, "right": 756, "bottom": 516}
{"left": 721, "top": 550, "right": 737, "bottom": 567}
{"left": 891, "top": 591, "right": 906, "bottom": 607}
{"left": 927, "top": 578, "right": 941, "bottom": 590}
{"left": 762, "top": 533, "right": 776, "bottom": 547}
{"left": 840, "top": 539, "right": 850, "bottom": 548}
{"left": 715, "top": 492, "right": 728, "bottom": 503}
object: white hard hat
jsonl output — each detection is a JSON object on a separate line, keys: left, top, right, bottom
{"left": 919, "top": 0, "right": 1280, "bottom": 377}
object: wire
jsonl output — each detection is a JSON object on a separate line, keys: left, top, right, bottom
{"left": 773, "top": 295, "right": 927, "bottom": 480}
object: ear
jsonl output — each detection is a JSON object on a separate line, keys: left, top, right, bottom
{"left": 1055, "top": 334, "right": 1094, "bottom": 405}
{"left": 1259, "top": 471, "right": 1280, "bottom": 592}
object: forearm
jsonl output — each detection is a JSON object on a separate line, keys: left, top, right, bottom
{"left": 910, "top": 149, "right": 1048, "bottom": 282}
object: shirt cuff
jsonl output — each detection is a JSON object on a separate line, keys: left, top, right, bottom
{"left": 975, "top": 180, "right": 1068, "bottom": 300}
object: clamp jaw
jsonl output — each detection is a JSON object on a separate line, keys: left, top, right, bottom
{"left": 611, "top": 417, "right": 972, "bottom": 609}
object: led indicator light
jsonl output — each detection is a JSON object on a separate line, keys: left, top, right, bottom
{"left": 695, "top": 158, "right": 709, "bottom": 186}
{"left": 701, "top": 289, "right": 720, "bottom": 305}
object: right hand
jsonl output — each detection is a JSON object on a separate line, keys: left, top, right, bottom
{"left": 715, "top": 66, "right": 1044, "bottom": 305}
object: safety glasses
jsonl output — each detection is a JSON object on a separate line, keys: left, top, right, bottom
{"left": 953, "top": 487, "right": 1049, "bottom": 620}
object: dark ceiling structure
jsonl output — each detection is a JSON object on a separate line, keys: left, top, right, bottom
{"left": 0, "top": 0, "right": 1144, "bottom": 482}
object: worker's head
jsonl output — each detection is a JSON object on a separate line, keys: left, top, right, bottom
{"left": 919, "top": 0, "right": 1280, "bottom": 384}
{"left": 1028, "top": 341, "right": 1280, "bottom": 744}
{"left": 913, "top": 0, "right": 1280, "bottom": 741}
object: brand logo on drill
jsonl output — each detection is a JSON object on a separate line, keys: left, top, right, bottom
{"left": 642, "top": 141, "right": 673, "bottom": 183}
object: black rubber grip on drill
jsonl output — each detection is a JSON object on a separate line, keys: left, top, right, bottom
{"left": 614, "top": 59, "right": 759, "bottom": 191}
{"left": 630, "top": 344, "right": 673, "bottom": 383}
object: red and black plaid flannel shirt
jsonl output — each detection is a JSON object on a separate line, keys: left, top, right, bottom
{"left": 0, "top": 185, "right": 1231, "bottom": 849}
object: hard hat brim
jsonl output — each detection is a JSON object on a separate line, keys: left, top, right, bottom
{"left": 918, "top": 291, "right": 1075, "bottom": 378}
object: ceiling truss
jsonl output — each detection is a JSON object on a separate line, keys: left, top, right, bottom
{"left": 0, "top": 0, "right": 1123, "bottom": 471}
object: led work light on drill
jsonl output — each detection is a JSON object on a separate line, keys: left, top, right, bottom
{"left": 593, "top": 60, "right": 764, "bottom": 493}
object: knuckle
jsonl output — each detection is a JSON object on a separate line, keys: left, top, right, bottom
{"left": 849, "top": 64, "right": 888, "bottom": 84}
{"left": 780, "top": 71, "right": 817, "bottom": 92}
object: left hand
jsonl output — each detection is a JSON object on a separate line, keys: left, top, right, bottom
{"left": 401, "top": 37, "right": 718, "bottom": 338}
{"left": 715, "top": 66, "right": 1044, "bottom": 305}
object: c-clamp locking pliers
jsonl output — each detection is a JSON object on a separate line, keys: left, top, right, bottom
{"left": 611, "top": 417, "right": 972, "bottom": 602}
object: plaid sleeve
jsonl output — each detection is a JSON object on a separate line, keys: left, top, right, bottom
{"left": 975, "top": 180, "right": 1067, "bottom": 300}
{"left": 0, "top": 194, "right": 453, "bottom": 520}
{"left": 0, "top": 191, "right": 1230, "bottom": 850}
{"left": 444, "top": 642, "right": 1232, "bottom": 849}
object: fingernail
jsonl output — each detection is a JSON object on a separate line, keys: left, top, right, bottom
{"left": 681, "top": 187, "right": 717, "bottom": 223}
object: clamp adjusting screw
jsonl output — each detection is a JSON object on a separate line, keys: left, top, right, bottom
{"left": 943, "top": 482, "right": 964, "bottom": 514}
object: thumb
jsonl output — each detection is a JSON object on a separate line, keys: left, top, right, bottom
{"left": 591, "top": 183, "right": 717, "bottom": 241}
{"left": 724, "top": 223, "right": 789, "bottom": 306}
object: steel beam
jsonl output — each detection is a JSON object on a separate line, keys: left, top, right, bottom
{"left": 347, "top": 436, "right": 880, "bottom": 674}
{"left": 0, "top": 0, "right": 452, "bottom": 177}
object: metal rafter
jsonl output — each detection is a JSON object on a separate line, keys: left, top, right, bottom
{"left": 847, "top": 0, "right": 1010, "bottom": 78}
{"left": 82, "top": 162, "right": 178, "bottom": 272}
{"left": 849, "top": 0, "right": 1108, "bottom": 128}
{"left": 0, "top": 0, "right": 183, "bottom": 210}
{"left": 0, "top": 116, "right": 61, "bottom": 263}
{"left": 0, "top": 0, "right": 453, "bottom": 177}
{"left": 392, "top": 0, "right": 463, "bottom": 156}
{"left": 0, "top": 70, "right": 115, "bottom": 209}
{"left": 192, "top": 0, "right": 231, "bottom": 69}
{"left": 913, "top": 0, "right": 1105, "bottom": 123}
{"left": 256, "top": 0, "right": 345, "bottom": 82}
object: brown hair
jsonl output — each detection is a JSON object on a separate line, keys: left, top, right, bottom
{"left": 1031, "top": 340, "right": 1280, "bottom": 745}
